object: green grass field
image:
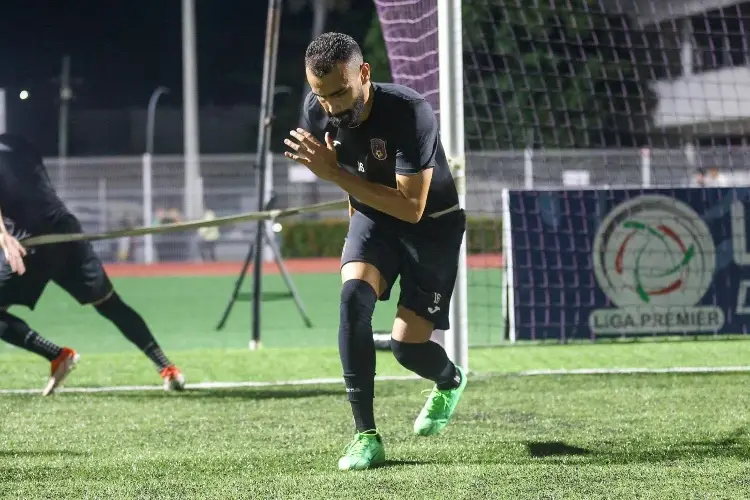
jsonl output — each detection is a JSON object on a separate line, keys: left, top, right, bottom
{"left": 1, "top": 272, "right": 750, "bottom": 498}
{"left": 4, "top": 270, "right": 504, "bottom": 353}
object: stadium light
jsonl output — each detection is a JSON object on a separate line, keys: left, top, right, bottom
{"left": 19, "top": 90, "right": 29, "bottom": 100}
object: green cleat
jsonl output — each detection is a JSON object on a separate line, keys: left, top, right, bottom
{"left": 337, "top": 430, "right": 386, "bottom": 471}
{"left": 414, "top": 365, "right": 467, "bottom": 436}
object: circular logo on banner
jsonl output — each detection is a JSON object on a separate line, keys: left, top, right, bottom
{"left": 592, "top": 195, "right": 715, "bottom": 308}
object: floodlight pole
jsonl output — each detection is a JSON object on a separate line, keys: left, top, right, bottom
{"left": 250, "top": 0, "right": 283, "bottom": 350}
{"left": 439, "top": 0, "right": 469, "bottom": 371}
{"left": 182, "top": 0, "right": 202, "bottom": 260}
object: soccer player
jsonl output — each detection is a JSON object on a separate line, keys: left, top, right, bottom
{"left": 284, "top": 32, "right": 467, "bottom": 471}
{"left": 0, "top": 133, "right": 185, "bottom": 395}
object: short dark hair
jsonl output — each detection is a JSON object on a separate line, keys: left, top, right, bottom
{"left": 305, "top": 32, "right": 362, "bottom": 78}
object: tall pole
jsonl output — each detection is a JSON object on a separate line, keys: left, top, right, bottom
{"left": 439, "top": 0, "right": 469, "bottom": 370}
{"left": 182, "top": 0, "right": 201, "bottom": 226}
{"left": 143, "top": 86, "right": 169, "bottom": 265}
{"left": 58, "top": 54, "right": 72, "bottom": 198}
{"left": 250, "top": 0, "right": 283, "bottom": 350}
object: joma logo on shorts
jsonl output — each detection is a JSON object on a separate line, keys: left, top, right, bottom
{"left": 428, "top": 293, "right": 441, "bottom": 314}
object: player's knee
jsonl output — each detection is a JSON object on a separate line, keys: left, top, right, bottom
{"left": 93, "top": 292, "right": 127, "bottom": 318}
{"left": 0, "top": 311, "right": 29, "bottom": 339}
{"left": 340, "top": 279, "right": 377, "bottom": 332}
{"left": 89, "top": 289, "right": 115, "bottom": 307}
{"left": 390, "top": 338, "right": 425, "bottom": 367}
{"left": 0, "top": 310, "right": 14, "bottom": 328}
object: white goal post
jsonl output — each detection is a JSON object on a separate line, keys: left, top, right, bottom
{"left": 438, "top": 0, "right": 469, "bottom": 371}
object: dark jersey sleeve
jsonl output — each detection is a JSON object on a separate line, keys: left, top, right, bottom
{"left": 298, "top": 95, "right": 314, "bottom": 130}
{"left": 0, "top": 157, "right": 21, "bottom": 205}
{"left": 298, "top": 91, "right": 322, "bottom": 138}
{"left": 395, "top": 99, "right": 439, "bottom": 176}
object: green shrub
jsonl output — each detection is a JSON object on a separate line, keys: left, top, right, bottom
{"left": 279, "top": 216, "right": 502, "bottom": 258}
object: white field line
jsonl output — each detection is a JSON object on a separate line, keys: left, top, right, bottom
{"left": 515, "top": 365, "right": 750, "bottom": 376}
{"left": 0, "top": 375, "right": 420, "bottom": 395}
{"left": 1, "top": 365, "right": 749, "bottom": 395}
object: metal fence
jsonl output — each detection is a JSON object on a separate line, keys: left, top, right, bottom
{"left": 42, "top": 146, "right": 750, "bottom": 262}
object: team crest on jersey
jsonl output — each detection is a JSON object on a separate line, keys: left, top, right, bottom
{"left": 370, "top": 138, "right": 387, "bottom": 160}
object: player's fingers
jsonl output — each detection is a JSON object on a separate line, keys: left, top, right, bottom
{"left": 283, "top": 138, "right": 301, "bottom": 151}
{"left": 295, "top": 128, "right": 321, "bottom": 144}
{"left": 4, "top": 248, "right": 23, "bottom": 275}
{"left": 12, "top": 239, "right": 26, "bottom": 256}
{"left": 13, "top": 256, "right": 25, "bottom": 275}
{"left": 287, "top": 133, "right": 317, "bottom": 154}
{"left": 292, "top": 129, "right": 322, "bottom": 148}
{"left": 283, "top": 151, "right": 310, "bottom": 163}
{"left": 284, "top": 138, "right": 315, "bottom": 156}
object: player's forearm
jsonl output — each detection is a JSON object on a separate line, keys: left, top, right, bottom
{"left": 331, "top": 169, "right": 424, "bottom": 223}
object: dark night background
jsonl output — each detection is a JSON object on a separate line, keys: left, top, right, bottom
{"left": 0, "top": 0, "right": 377, "bottom": 156}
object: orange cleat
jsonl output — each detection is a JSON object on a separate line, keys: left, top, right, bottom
{"left": 42, "top": 348, "right": 80, "bottom": 396}
{"left": 160, "top": 365, "right": 185, "bottom": 392}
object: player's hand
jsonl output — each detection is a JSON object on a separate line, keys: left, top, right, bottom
{"left": 0, "top": 232, "right": 27, "bottom": 275}
{"left": 284, "top": 129, "right": 338, "bottom": 182}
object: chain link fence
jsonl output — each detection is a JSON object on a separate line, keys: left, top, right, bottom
{"left": 43, "top": 146, "right": 750, "bottom": 262}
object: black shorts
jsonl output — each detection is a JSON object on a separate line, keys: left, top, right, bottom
{"left": 0, "top": 214, "right": 113, "bottom": 309}
{"left": 341, "top": 209, "right": 466, "bottom": 330}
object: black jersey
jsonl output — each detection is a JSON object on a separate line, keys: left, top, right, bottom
{"left": 0, "top": 134, "right": 68, "bottom": 237}
{"left": 300, "top": 82, "right": 459, "bottom": 230}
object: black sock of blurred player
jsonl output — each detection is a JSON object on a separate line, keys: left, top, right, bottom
{"left": 94, "top": 293, "right": 172, "bottom": 371}
{"left": 339, "top": 280, "right": 378, "bottom": 433}
{"left": 0, "top": 311, "right": 62, "bottom": 361}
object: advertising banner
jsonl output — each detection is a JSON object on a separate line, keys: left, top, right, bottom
{"left": 505, "top": 187, "right": 750, "bottom": 341}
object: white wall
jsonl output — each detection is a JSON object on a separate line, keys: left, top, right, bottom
{"left": 628, "top": 0, "right": 744, "bottom": 25}
{"left": 652, "top": 66, "right": 750, "bottom": 129}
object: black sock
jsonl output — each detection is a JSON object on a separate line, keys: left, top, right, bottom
{"left": 390, "top": 339, "right": 461, "bottom": 390}
{"left": 94, "top": 293, "right": 172, "bottom": 371}
{"left": 339, "top": 280, "right": 378, "bottom": 433}
{"left": 345, "top": 376, "right": 376, "bottom": 433}
{"left": 142, "top": 342, "right": 171, "bottom": 371}
{"left": 0, "top": 312, "right": 62, "bottom": 361}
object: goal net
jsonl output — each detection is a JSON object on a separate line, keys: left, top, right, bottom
{"left": 376, "top": 0, "right": 750, "bottom": 344}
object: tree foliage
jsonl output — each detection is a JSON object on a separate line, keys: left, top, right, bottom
{"left": 363, "top": 12, "right": 393, "bottom": 82}
{"left": 365, "top": 1, "right": 658, "bottom": 150}
{"left": 463, "top": 0, "right": 658, "bottom": 150}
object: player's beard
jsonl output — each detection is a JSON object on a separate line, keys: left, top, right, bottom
{"left": 328, "top": 91, "right": 366, "bottom": 128}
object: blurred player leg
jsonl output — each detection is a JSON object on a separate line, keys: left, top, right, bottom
{"left": 0, "top": 250, "right": 80, "bottom": 395}
{"left": 91, "top": 291, "right": 185, "bottom": 391}
{"left": 49, "top": 215, "right": 185, "bottom": 391}
{"left": 0, "top": 310, "right": 79, "bottom": 395}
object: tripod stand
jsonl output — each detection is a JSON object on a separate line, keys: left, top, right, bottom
{"left": 215, "top": 195, "right": 313, "bottom": 348}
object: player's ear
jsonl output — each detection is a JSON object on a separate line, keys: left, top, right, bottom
{"left": 360, "top": 62, "right": 371, "bottom": 84}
